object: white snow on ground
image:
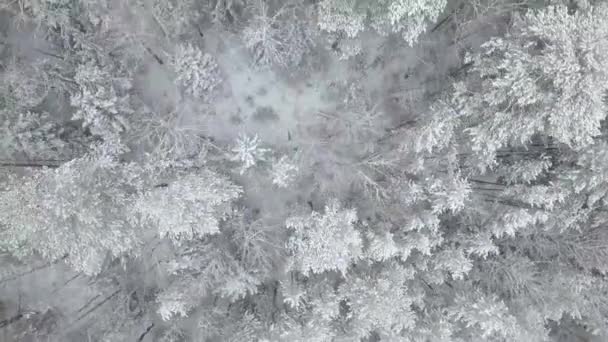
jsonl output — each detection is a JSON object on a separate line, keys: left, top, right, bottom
{"left": 205, "top": 32, "right": 333, "bottom": 147}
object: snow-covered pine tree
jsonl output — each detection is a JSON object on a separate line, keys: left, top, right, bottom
{"left": 286, "top": 199, "right": 361, "bottom": 276}
{"left": 0, "top": 152, "right": 144, "bottom": 275}
{"left": 169, "top": 43, "right": 223, "bottom": 100}
{"left": 132, "top": 169, "right": 242, "bottom": 243}
{"left": 242, "top": 0, "right": 315, "bottom": 69}
{"left": 317, "top": 0, "right": 447, "bottom": 46}
{"left": 70, "top": 60, "right": 133, "bottom": 143}
{"left": 457, "top": 3, "right": 608, "bottom": 170}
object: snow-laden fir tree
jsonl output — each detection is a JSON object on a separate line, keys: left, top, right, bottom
{"left": 70, "top": 60, "right": 133, "bottom": 143}
{"left": 1, "top": 59, "right": 50, "bottom": 108}
{"left": 270, "top": 155, "right": 298, "bottom": 188}
{"left": 230, "top": 133, "right": 269, "bottom": 174}
{"left": 317, "top": 0, "right": 447, "bottom": 46}
{"left": 242, "top": 1, "right": 315, "bottom": 69}
{"left": 337, "top": 262, "right": 419, "bottom": 339}
{"left": 170, "top": 43, "right": 223, "bottom": 100}
{"left": 0, "top": 152, "right": 144, "bottom": 275}
{"left": 148, "top": 0, "right": 198, "bottom": 38}
{"left": 0, "top": 110, "right": 67, "bottom": 161}
{"left": 132, "top": 170, "right": 242, "bottom": 243}
{"left": 286, "top": 199, "right": 361, "bottom": 275}
{"left": 156, "top": 238, "right": 261, "bottom": 322}
{"left": 458, "top": 3, "right": 608, "bottom": 170}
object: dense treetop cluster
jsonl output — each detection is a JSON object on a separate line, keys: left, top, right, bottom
{"left": 1, "top": 0, "right": 608, "bottom": 341}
